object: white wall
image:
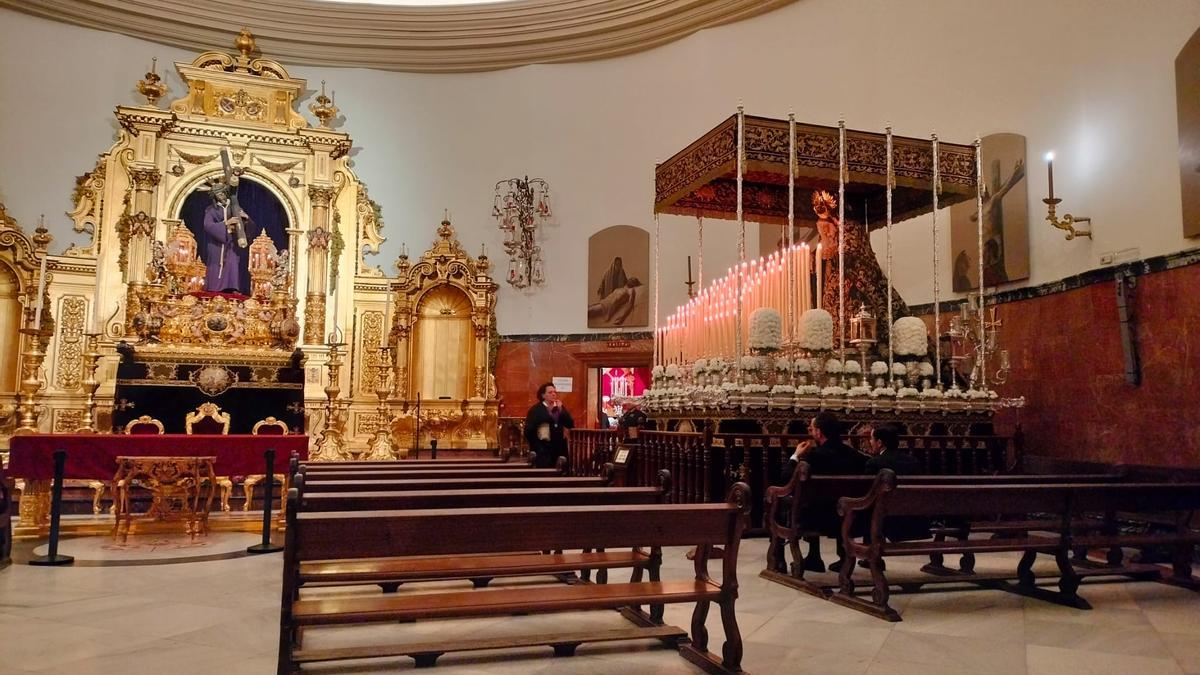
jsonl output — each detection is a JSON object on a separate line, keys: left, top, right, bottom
{"left": 2, "top": 0, "right": 1198, "bottom": 335}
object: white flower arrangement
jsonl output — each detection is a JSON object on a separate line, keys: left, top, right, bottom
{"left": 870, "top": 361, "right": 889, "bottom": 376}
{"left": 796, "top": 384, "right": 821, "bottom": 395}
{"left": 748, "top": 308, "right": 784, "bottom": 351}
{"left": 845, "top": 360, "right": 862, "bottom": 374}
{"left": 799, "top": 309, "right": 834, "bottom": 351}
{"left": 692, "top": 358, "right": 709, "bottom": 376}
{"left": 825, "top": 359, "right": 844, "bottom": 374}
{"left": 891, "top": 362, "right": 908, "bottom": 377}
{"left": 917, "top": 361, "right": 935, "bottom": 377}
{"left": 821, "top": 385, "right": 848, "bottom": 396}
{"left": 919, "top": 388, "right": 944, "bottom": 399}
{"left": 770, "top": 384, "right": 796, "bottom": 395}
{"left": 794, "top": 359, "right": 812, "bottom": 373}
{"left": 664, "top": 363, "right": 681, "bottom": 379}
{"left": 943, "top": 387, "right": 966, "bottom": 399}
{"left": 871, "top": 386, "right": 896, "bottom": 398}
{"left": 742, "top": 383, "right": 770, "bottom": 394}
{"left": 892, "top": 317, "right": 928, "bottom": 357}
{"left": 720, "top": 381, "right": 741, "bottom": 392}
{"left": 897, "top": 387, "right": 920, "bottom": 398}
{"left": 652, "top": 365, "right": 664, "bottom": 378}
{"left": 740, "top": 355, "right": 761, "bottom": 371}
{"left": 707, "top": 358, "right": 728, "bottom": 374}
{"left": 847, "top": 385, "right": 872, "bottom": 397}
{"left": 966, "top": 388, "right": 991, "bottom": 399}
{"left": 775, "top": 357, "right": 793, "bottom": 372}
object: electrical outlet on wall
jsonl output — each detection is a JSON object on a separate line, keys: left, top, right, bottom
{"left": 1099, "top": 252, "right": 1115, "bottom": 266}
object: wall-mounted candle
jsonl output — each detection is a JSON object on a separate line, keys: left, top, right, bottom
{"left": 1045, "top": 151, "right": 1055, "bottom": 200}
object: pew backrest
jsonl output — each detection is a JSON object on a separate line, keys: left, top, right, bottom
{"left": 299, "top": 476, "right": 610, "bottom": 493}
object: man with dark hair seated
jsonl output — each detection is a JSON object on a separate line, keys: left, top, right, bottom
{"left": 778, "top": 412, "right": 867, "bottom": 573}
{"left": 855, "top": 424, "right": 931, "bottom": 568}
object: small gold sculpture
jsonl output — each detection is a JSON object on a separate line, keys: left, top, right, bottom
{"left": 137, "top": 58, "right": 168, "bottom": 107}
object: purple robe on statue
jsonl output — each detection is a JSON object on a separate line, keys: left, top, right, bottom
{"left": 203, "top": 203, "right": 244, "bottom": 292}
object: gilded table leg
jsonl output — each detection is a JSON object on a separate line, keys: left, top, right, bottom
{"left": 17, "top": 479, "right": 51, "bottom": 532}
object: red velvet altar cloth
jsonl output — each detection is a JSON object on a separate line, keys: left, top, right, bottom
{"left": 8, "top": 435, "right": 308, "bottom": 480}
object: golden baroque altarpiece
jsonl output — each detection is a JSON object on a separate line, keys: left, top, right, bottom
{"left": 0, "top": 31, "right": 500, "bottom": 470}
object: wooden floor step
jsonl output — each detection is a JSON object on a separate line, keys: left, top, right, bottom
{"left": 292, "top": 624, "right": 689, "bottom": 664}
{"left": 293, "top": 581, "right": 722, "bottom": 625}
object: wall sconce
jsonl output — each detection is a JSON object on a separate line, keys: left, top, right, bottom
{"left": 493, "top": 176, "right": 552, "bottom": 289}
{"left": 1043, "top": 152, "right": 1092, "bottom": 240}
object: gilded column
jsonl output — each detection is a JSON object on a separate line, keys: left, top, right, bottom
{"left": 125, "top": 169, "right": 161, "bottom": 285}
{"left": 304, "top": 185, "right": 335, "bottom": 344}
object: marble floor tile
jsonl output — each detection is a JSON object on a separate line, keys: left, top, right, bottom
{"left": 1026, "top": 644, "right": 1185, "bottom": 675}
{"left": 874, "top": 631, "right": 1029, "bottom": 673}
{"left": 1160, "top": 631, "right": 1200, "bottom": 674}
{"left": 1023, "top": 620, "right": 1173, "bottom": 658}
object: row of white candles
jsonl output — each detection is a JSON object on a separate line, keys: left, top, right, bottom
{"left": 655, "top": 242, "right": 821, "bottom": 365}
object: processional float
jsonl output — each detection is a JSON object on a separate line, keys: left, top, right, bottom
{"left": 643, "top": 108, "right": 1023, "bottom": 433}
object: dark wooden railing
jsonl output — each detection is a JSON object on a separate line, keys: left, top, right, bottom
{"left": 566, "top": 429, "right": 618, "bottom": 477}
{"left": 565, "top": 427, "right": 1022, "bottom": 535}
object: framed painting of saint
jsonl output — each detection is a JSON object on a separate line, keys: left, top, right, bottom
{"left": 587, "top": 225, "right": 649, "bottom": 328}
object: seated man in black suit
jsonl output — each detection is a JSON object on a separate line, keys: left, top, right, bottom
{"left": 778, "top": 412, "right": 867, "bottom": 573}
{"left": 856, "top": 424, "right": 931, "bottom": 567}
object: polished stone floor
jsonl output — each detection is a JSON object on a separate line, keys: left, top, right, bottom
{"left": 1, "top": 534, "right": 1197, "bottom": 674}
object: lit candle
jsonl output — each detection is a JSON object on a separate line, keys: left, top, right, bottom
{"left": 1045, "top": 151, "right": 1055, "bottom": 201}
{"left": 33, "top": 254, "right": 47, "bottom": 330}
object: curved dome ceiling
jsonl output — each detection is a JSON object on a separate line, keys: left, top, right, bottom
{"left": 2, "top": 0, "right": 796, "bottom": 73}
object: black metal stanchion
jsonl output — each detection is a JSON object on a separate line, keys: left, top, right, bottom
{"left": 247, "top": 448, "right": 283, "bottom": 554}
{"left": 29, "top": 449, "right": 74, "bottom": 566}
{"left": 430, "top": 438, "right": 438, "bottom": 460}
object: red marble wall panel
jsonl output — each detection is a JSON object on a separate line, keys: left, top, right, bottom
{"left": 495, "top": 339, "right": 652, "bottom": 427}
{"left": 942, "top": 263, "right": 1200, "bottom": 468}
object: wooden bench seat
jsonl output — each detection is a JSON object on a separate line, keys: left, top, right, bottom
{"left": 279, "top": 486, "right": 752, "bottom": 674}
{"left": 300, "top": 550, "right": 652, "bottom": 586}
{"left": 833, "top": 474, "right": 1200, "bottom": 621}
{"left": 762, "top": 465, "right": 1124, "bottom": 596}
{"left": 299, "top": 476, "right": 608, "bottom": 493}
{"left": 294, "top": 580, "right": 722, "bottom": 625}
{"left": 292, "top": 469, "right": 672, "bottom": 590}
{"left": 299, "top": 467, "right": 560, "bottom": 480}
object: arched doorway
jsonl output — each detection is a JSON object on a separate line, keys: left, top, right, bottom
{"left": 411, "top": 285, "right": 473, "bottom": 400}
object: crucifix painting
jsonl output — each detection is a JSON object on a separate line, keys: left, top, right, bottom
{"left": 950, "top": 132, "right": 1030, "bottom": 291}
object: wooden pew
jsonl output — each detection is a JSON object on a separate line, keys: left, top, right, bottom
{"left": 278, "top": 483, "right": 752, "bottom": 674}
{"left": 293, "top": 469, "right": 673, "bottom": 591}
{"left": 762, "top": 463, "right": 1124, "bottom": 597}
{"left": 833, "top": 473, "right": 1200, "bottom": 621}
{"left": 0, "top": 461, "right": 12, "bottom": 566}
{"left": 299, "top": 476, "right": 609, "bottom": 494}
{"left": 297, "top": 467, "right": 560, "bottom": 480}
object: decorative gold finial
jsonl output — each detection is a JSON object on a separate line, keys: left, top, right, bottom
{"left": 137, "top": 57, "right": 167, "bottom": 107}
{"left": 309, "top": 80, "right": 338, "bottom": 129}
{"left": 235, "top": 28, "right": 256, "bottom": 61}
{"left": 33, "top": 214, "right": 52, "bottom": 251}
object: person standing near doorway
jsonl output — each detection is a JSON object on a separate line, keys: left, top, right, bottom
{"left": 524, "top": 383, "right": 574, "bottom": 468}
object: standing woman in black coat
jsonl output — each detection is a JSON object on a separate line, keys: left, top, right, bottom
{"left": 524, "top": 383, "right": 574, "bottom": 468}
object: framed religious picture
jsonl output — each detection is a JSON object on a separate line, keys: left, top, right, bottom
{"left": 614, "top": 447, "right": 631, "bottom": 465}
{"left": 587, "top": 225, "right": 650, "bottom": 328}
{"left": 1177, "top": 27, "right": 1200, "bottom": 238}
{"left": 949, "top": 132, "right": 1031, "bottom": 291}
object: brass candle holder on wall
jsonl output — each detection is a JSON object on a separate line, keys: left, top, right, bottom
{"left": 1043, "top": 152, "right": 1092, "bottom": 240}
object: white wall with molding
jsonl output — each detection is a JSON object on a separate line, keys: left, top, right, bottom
{"left": 2, "top": 0, "right": 1197, "bottom": 334}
